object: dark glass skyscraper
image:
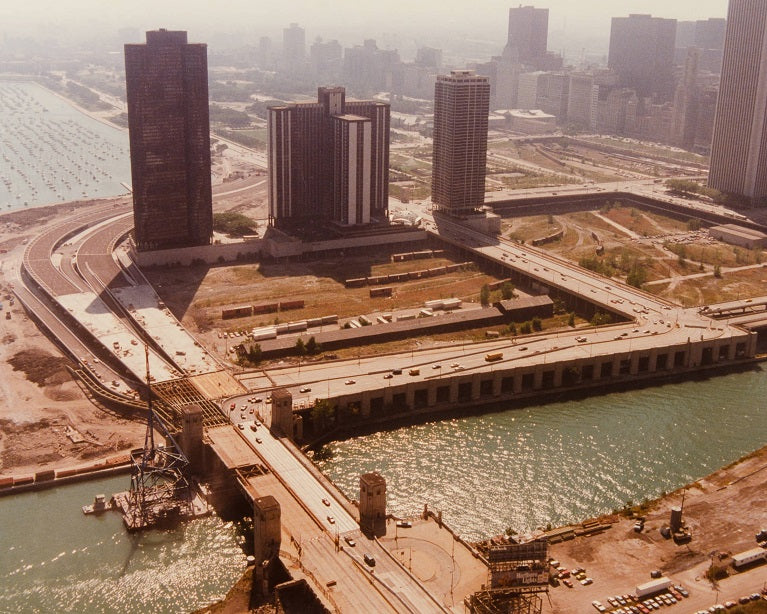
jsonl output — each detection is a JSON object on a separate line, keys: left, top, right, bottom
{"left": 506, "top": 6, "right": 549, "bottom": 64}
{"left": 431, "top": 70, "right": 490, "bottom": 216}
{"left": 608, "top": 14, "right": 677, "bottom": 100}
{"left": 125, "top": 29, "right": 212, "bottom": 251}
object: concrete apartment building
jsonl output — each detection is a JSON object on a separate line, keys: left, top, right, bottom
{"left": 267, "top": 86, "right": 390, "bottom": 228}
{"left": 124, "top": 29, "right": 213, "bottom": 252}
{"left": 608, "top": 14, "right": 677, "bottom": 100}
{"left": 431, "top": 70, "right": 490, "bottom": 216}
{"left": 709, "top": 0, "right": 767, "bottom": 204}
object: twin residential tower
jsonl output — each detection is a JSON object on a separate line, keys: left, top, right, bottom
{"left": 267, "top": 87, "right": 390, "bottom": 229}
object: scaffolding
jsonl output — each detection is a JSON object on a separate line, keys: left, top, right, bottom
{"left": 117, "top": 347, "right": 194, "bottom": 531}
{"left": 465, "top": 541, "right": 549, "bottom": 614}
{"left": 465, "top": 588, "right": 544, "bottom": 614}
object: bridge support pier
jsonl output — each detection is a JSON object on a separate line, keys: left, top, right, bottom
{"left": 253, "top": 495, "right": 281, "bottom": 597}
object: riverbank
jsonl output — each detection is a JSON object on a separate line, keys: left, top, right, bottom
{"left": 200, "top": 441, "right": 767, "bottom": 613}
{"left": 544, "top": 443, "right": 767, "bottom": 613}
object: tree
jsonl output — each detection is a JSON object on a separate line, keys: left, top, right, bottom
{"left": 500, "top": 281, "right": 516, "bottom": 300}
{"left": 520, "top": 321, "right": 532, "bottom": 334}
{"left": 665, "top": 178, "right": 701, "bottom": 195}
{"left": 311, "top": 398, "right": 336, "bottom": 432}
{"left": 532, "top": 317, "right": 542, "bottom": 331}
{"left": 590, "top": 312, "right": 612, "bottom": 326}
{"left": 480, "top": 284, "right": 491, "bottom": 306}
{"left": 248, "top": 343, "right": 262, "bottom": 363}
{"left": 295, "top": 337, "right": 306, "bottom": 356}
{"left": 306, "top": 336, "right": 321, "bottom": 355}
{"left": 567, "top": 312, "right": 575, "bottom": 327}
{"left": 212, "top": 212, "right": 258, "bottom": 237}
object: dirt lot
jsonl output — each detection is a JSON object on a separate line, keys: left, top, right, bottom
{"left": 145, "top": 249, "right": 500, "bottom": 336}
{"left": 0, "top": 268, "right": 145, "bottom": 478}
{"left": 545, "top": 446, "right": 767, "bottom": 613}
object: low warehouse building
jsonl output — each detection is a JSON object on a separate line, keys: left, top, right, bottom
{"left": 710, "top": 224, "right": 767, "bottom": 249}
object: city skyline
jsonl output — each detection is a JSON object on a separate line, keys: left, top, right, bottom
{"left": 1, "top": 1, "right": 729, "bottom": 52}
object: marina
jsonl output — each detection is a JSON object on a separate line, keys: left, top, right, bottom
{"left": 0, "top": 80, "right": 131, "bottom": 211}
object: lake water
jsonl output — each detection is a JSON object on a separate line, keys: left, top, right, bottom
{"left": 0, "top": 80, "right": 131, "bottom": 212}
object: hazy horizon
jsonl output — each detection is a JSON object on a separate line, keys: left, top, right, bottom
{"left": 0, "top": 0, "right": 730, "bottom": 67}
{"left": 1, "top": 1, "right": 729, "bottom": 41}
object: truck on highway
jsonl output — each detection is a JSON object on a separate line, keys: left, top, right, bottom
{"left": 485, "top": 352, "right": 503, "bottom": 362}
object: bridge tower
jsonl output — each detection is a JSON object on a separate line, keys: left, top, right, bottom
{"left": 179, "top": 403, "right": 204, "bottom": 473}
{"left": 253, "top": 495, "right": 281, "bottom": 595}
{"left": 359, "top": 472, "right": 387, "bottom": 537}
{"left": 271, "top": 388, "right": 295, "bottom": 438}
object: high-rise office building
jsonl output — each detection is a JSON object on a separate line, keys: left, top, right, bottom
{"left": 709, "top": 0, "right": 767, "bottom": 202}
{"left": 507, "top": 6, "right": 549, "bottom": 64}
{"left": 124, "top": 29, "right": 212, "bottom": 251}
{"left": 268, "top": 87, "right": 390, "bottom": 227}
{"left": 672, "top": 48, "right": 700, "bottom": 150}
{"left": 431, "top": 70, "right": 490, "bottom": 215}
{"left": 608, "top": 14, "right": 677, "bottom": 100}
{"left": 282, "top": 23, "right": 305, "bottom": 72}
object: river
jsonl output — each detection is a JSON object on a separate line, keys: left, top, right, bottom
{"left": 0, "top": 475, "right": 245, "bottom": 614}
{"left": 315, "top": 367, "right": 767, "bottom": 542}
{"left": 1, "top": 369, "right": 765, "bottom": 611}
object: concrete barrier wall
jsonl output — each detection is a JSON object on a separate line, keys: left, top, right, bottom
{"left": 307, "top": 333, "right": 759, "bottom": 441}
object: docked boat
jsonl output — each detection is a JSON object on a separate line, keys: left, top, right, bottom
{"left": 82, "top": 494, "right": 114, "bottom": 515}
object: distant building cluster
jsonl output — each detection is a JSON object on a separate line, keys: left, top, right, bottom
{"left": 251, "top": 9, "right": 726, "bottom": 160}
{"left": 120, "top": 1, "right": 767, "bottom": 233}
{"left": 471, "top": 9, "right": 726, "bottom": 156}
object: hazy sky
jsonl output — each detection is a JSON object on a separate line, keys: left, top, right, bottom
{"left": 1, "top": 0, "right": 728, "bottom": 31}
{"left": 1, "top": 0, "right": 730, "bottom": 56}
